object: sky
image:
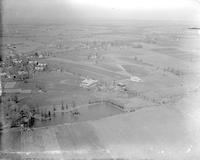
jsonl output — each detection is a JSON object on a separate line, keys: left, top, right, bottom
{"left": 2, "top": 0, "right": 200, "bottom": 24}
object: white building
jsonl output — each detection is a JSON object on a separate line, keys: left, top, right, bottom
{"left": 130, "top": 76, "right": 143, "bottom": 82}
{"left": 29, "top": 60, "right": 38, "bottom": 65}
{"left": 37, "top": 63, "right": 47, "bottom": 67}
{"left": 35, "top": 66, "right": 44, "bottom": 71}
{"left": 35, "top": 63, "right": 47, "bottom": 71}
{"left": 38, "top": 55, "right": 44, "bottom": 59}
{"left": 80, "top": 78, "right": 98, "bottom": 88}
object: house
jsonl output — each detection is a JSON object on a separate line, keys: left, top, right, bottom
{"left": 12, "top": 59, "right": 22, "bottom": 64}
{"left": 15, "top": 71, "right": 29, "bottom": 80}
{"left": 117, "top": 82, "right": 126, "bottom": 88}
{"left": 35, "top": 63, "right": 47, "bottom": 71}
{"left": 37, "top": 63, "right": 47, "bottom": 67}
{"left": 35, "top": 66, "right": 44, "bottom": 71}
{"left": 29, "top": 60, "right": 38, "bottom": 65}
{"left": 116, "top": 82, "right": 127, "bottom": 92}
{"left": 38, "top": 54, "right": 44, "bottom": 59}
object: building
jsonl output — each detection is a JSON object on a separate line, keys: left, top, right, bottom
{"left": 35, "top": 66, "right": 45, "bottom": 71}
{"left": 12, "top": 59, "right": 22, "bottom": 64}
{"left": 116, "top": 82, "right": 127, "bottom": 92}
{"left": 15, "top": 71, "right": 29, "bottom": 80}
{"left": 29, "top": 60, "right": 38, "bottom": 65}
{"left": 0, "top": 72, "right": 7, "bottom": 79}
{"left": 34, "top": 62, "right": 47, "bottom": 71}
{"left": 80, "top": 78, "right": 98, "bottom": 88}
{"left": 35, "top": 63, "right": 47, "bottom": 71}
{"left": 38, "top": 54, "right": 44, "bottom": 59}
{"left": 117, "top": 82, "right": 126, "bottom": 88}
{"left": 37, "top": 63, "right": 47, "bottom": 67}
{"left": 130, "top": 76, "right": 142, "bottom": 82}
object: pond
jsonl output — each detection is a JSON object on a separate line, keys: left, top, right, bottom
{"left": 33, "top": 103, "right": 123, "bottom": 128}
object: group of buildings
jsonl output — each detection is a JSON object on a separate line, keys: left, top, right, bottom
{"left": 80, "top": 78, "right": 98, "bottom": 88}
{"left": 80, "top": 77, "right": 128, "bottom": 94}
{"left": 1, "top": 52, "right": 48, "bottom": 81}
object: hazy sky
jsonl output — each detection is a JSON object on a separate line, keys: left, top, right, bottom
{"left": 2, "top": 0, "right": 200, "bottom": 23}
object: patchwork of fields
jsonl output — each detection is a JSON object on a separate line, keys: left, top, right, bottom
{"left": 1, "top": 21, "right": 200, "bottom": 159}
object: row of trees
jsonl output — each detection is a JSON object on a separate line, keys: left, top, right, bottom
{"left": 80, "top": 40, "right": 143, "bottom": 50}
{"left": 133, "top": 56, "right": 184, "bottom": 77}
{"left": 163, "top": 67, "right": 184, "bottom": 76}
{"left": 128, "top": 90, "right": 160, "bottom": 104}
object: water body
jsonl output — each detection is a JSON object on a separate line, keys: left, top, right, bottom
{"left": 33, "top": 103, "right": 123, "bottom": 128}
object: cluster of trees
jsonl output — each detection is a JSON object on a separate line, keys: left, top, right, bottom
{"left": 128, "top": 90, "right": 160, "bottom": 104}
{"left": 133, "top": 56, "right": 144, "bottom": 63}
{"left": 4, "top": 94, "right": 81, "bottom": 129}
{"left": 51, "top": 100, "right": 79, "bottom": 117}
{"left": 80, "top": 40, "right": 143, "bottom": 50}
{"left": 163, "top": 67, "right": 184, "bottom": 76}
{"left": 8, "top": 104, "right": 33, "bottom": 128}
{"left": 133, "top": 56, "right": 184, "bottom": 77}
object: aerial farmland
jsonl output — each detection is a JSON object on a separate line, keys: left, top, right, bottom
{"left": 1, "top": 0, "right": 200, "bottom": 159}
